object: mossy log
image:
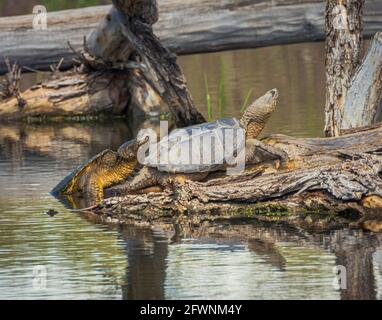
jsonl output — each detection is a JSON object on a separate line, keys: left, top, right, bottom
{"left": 89, "top": 125, "right": 382, "bottom": 232}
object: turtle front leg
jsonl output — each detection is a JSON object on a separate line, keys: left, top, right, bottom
{"left": 107, "top": 166, "right": 164, "bottom": 196}
{"left": 245, "top": 139, "right": 288, "bottom": 165}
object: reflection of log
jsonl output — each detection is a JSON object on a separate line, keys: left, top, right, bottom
{"left": 93, "top": 126, "right": 382, "bottom": 231}
{"left": 333, "top": 231, "right": 378, "bottom": 300}
{"left": 2, "top": 0, "right": 382, "bottom": 74}
{"left": 120, "top": 226, "right": 167, "bottom": 300}
{"left": 83, "top": 204, "right": 382, "bottom": 300}
{"left": 0, "top": 0, "right": 204, "bottom": 126}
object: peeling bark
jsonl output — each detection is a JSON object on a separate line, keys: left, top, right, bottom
{"left": 341, "top": 32, "right": 382, "bottom": 131}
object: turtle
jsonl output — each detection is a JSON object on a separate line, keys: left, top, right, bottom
{"left": 53, "top": 89, "right": 285, "bottom": 207}
{"left": 51, "top": 137, "right": 149, "bottom": 207}
{"left": 107, "top": 88, "right": 287, "bottom": 196}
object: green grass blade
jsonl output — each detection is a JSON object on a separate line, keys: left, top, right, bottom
{"left": 218, "top": 63, "right": 225, "bottom": 116}
{"left": 204, "top": 74, "right": 212, "bottom": 121}
{"left": 240, "top": 89, "right": 254, "bottom": 113}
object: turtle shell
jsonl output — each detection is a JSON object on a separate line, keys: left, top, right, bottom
{"left": 143, "top": 118, "right": 245, "bottom": 173}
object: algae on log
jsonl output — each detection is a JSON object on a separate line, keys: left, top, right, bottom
{"left": 0, "top": 0, "right": 205, "bottom": 127}
{"left": 88, "top": 125, "right": 382, "bottom": 232}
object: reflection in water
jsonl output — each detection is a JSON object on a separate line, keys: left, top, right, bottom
{"left": 117, "top": 224, "right": 382, "bottom": 300}
{"left": 0, "top": 121, "right": 134, "bottom": 299}
{"left": 247, "top": 238, "right": 286, "bottom": 271}
{"left": 120, "top": 227, "right": 168, "bottom": 300}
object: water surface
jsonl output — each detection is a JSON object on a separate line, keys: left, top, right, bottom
{"left": 1, "top": 117, "right": 382, "bottom": 300}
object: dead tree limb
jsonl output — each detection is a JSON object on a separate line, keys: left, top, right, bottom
{"left": 86, "top": 2, "right": 205, "bottom": 127}
{"left": 340, "top": 32, "right": 382, "bottom": 131}
{"left": 0, "top": 59, "right": 26, "bottom": 108}
{"left": 324, "top": 0, "right": 365, "bottom": 137}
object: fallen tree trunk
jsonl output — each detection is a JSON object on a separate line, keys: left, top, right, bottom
{"left": 88, "top": 125, "right": 382, "bottom": 232}
{"left": 2, "top": 0, "right": 382, "bottom": 74}
{"left": 0, "top": 71, "right": 122, "bottom": 120}
{"left": 0, "top": 63, "right": 161, "bottom": 121}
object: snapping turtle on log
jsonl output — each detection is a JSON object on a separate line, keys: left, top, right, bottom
{"left": 91, "top": 123, "right": 382, "bottom": 233}
{"left": 52, "top": 86, "right": 382, "bottom": 232}
{"left": 52, "top": 89, "right": 286, "bottom": 207}
{"left": 109, "top": 89, "right": 285, "bottom": 195}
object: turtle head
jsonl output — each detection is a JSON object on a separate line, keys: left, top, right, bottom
{"left": 117, "top": 136, "right": 150, "bottom": 160}
{"left": 240, "top": 89, "right": 279, "bottom": 139}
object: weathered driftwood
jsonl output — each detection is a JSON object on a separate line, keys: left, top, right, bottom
{"left": 341, "top": 32, "right": 382, "bottom": 131}
{"left": 324, "top": 0, "right": 365, "bottom": 137}
{"left": 86, "top": 2, "right": 205, "bottom": 127}
{"left": 0, "top": 65, "right": 160, "bottom": 121}
{"left": 88, "top": 125, "right": 382, "bottom": 232}
{"left": 0, "top": 0, "right": 204, "bottom": 126}
{"left": 2, "top": 0, "right": 382, "bottom": 74}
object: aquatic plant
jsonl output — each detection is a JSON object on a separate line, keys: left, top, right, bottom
{"left": 204, "top": 74, "right": 213, "bottom": 121}
{"left": 204, "top": 63, "right": 254, "bottom": 120}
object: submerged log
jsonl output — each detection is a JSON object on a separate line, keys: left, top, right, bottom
{"left": 2, "top": 0, "right": 382, "bottom": 74}
{"left": 86, "top": 125, "right": 382, "bottom": 232}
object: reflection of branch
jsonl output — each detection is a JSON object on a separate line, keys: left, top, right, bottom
{"left": 0, "top": 58, "right": 26, "bottom": 108}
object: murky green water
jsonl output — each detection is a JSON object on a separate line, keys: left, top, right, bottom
{"left": 1, "top": 2, "right": 382, "bottom": 300}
